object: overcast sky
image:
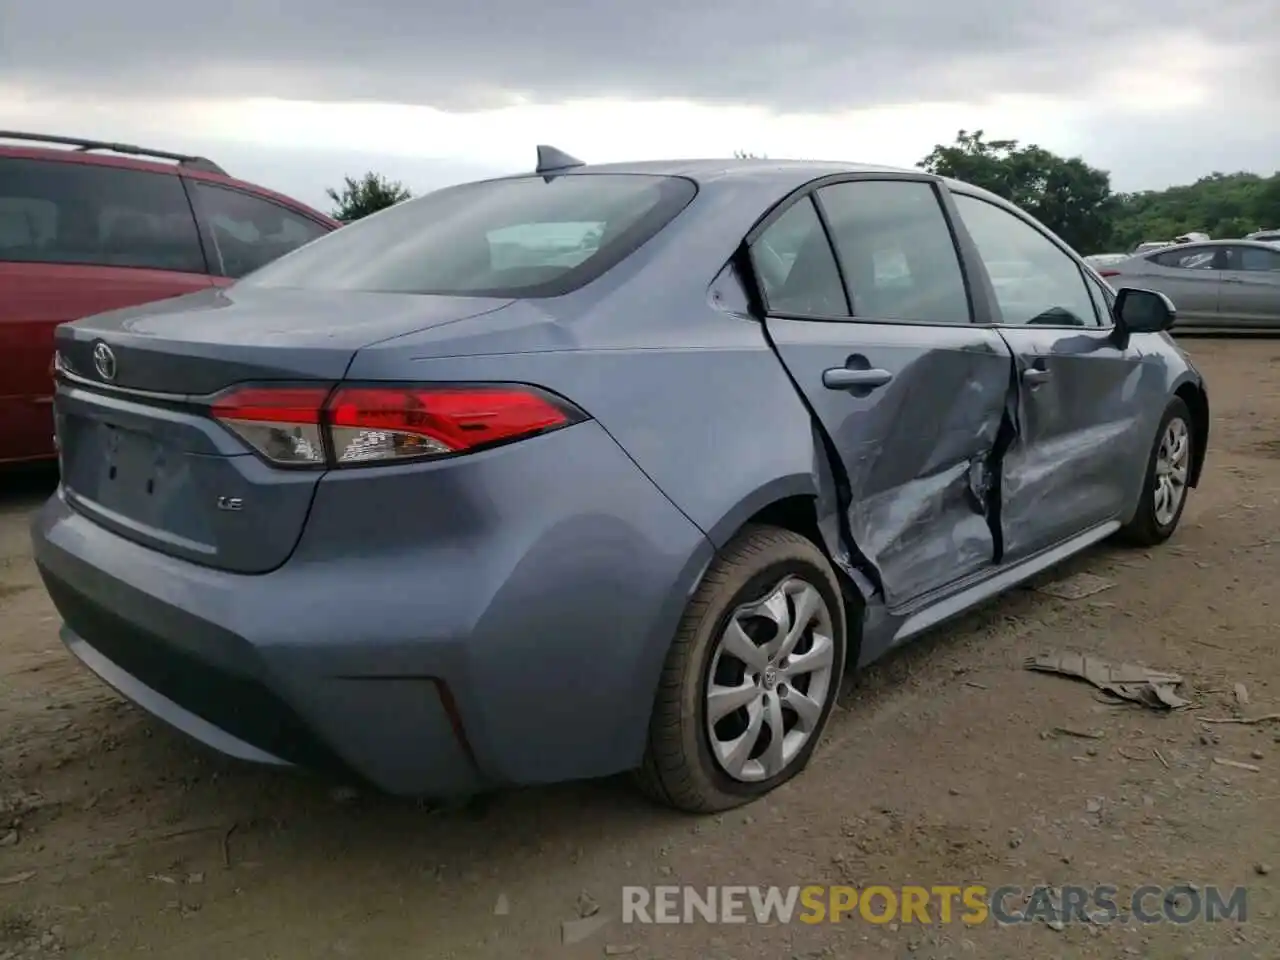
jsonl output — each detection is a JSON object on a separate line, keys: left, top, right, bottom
{"left": 2, "top": 0, "right": 1275, "bottom": 211}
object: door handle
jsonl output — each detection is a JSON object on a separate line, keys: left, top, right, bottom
{"left": 1022, "top": 368, "right": 1052, "bottom": 386}
{"left": 1221, "top": 276, "right": 1244, "bottom": 283}
{"left": 822, "top": 367, "right": 894, "bottom": 391}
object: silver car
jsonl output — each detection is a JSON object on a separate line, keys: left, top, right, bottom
{"left": 1097, "top": 239, "right": 1280, "bottom": 332}
{"left": 1084, "top": 253, "right": 1130, "bottom": 269}
{"left": 30, "top": 153, "right": 1208, "bottom": 812}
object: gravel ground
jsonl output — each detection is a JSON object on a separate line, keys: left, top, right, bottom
{"left": 1, "top": 339, "right": 1278, "bottom": 960}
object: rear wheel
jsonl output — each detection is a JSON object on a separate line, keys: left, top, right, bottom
{"left": 1117, "top": 397, "right": 1193, "bottom": 546}
{"left": 635, "top": 525, "right": 847, "bottom": 813}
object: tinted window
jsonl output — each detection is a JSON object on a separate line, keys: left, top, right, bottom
{"left": 190, "top": 182, "right": 329, "bottom": 279}
{"left": 242, "top": 174, "right": 696, "bottom": 297}
{"left": 818, "top": 180, "right": 970, "bottom": 323}
{"left": 0, "top": 157, "right": 204, "bottom": 272}
{"left": 952, "top": 193, "right": 1098, "bottom": 327}
{"left": 1229, "top": 245, "right": 1280, "bottom": 272}
{"left": 1151, "top": 246, "right": 1218, "bottom": 270}
{"left": 750, "top": 197, "right": 848, "bottom": 317}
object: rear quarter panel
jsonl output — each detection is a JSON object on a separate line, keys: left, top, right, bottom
{"left": 346, "top": 301, "right": 833, "bottom": 553}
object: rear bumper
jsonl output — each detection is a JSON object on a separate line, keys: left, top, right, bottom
{"left": 32, "top": 421, "right": 713, "bottom": 796}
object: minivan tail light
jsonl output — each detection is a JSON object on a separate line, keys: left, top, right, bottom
{"left": 210, "top": 384, "right": 583, "bottom": 467}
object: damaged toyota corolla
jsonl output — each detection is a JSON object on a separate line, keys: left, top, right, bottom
{"left": 31, "top": 150, "right": 1208, "bottom": 813}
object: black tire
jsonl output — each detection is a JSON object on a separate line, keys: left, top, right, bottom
{"left": 634, "top": 524, "right": 848, "bottom": 813}
{"left": 1116, "top": 396, "right": 1194, "bottom": 547}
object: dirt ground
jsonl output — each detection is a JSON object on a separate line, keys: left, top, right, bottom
{"left": 2, "top": 339, "right": 1278, "bottom": 960}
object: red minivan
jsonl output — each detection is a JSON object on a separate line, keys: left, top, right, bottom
{"left": 0, "top": 132, "right": 340, "bottom": 465}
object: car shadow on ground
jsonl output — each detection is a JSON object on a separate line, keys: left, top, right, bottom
{"left": 0, "top": 464, "right": 58, "bottom": 512}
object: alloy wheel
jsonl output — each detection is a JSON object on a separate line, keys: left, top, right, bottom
{"left": 1154, "top": 416, "right": 1190, "bottom": 527}
{"left": 704, "top": 576, "right": 836, "bottom": 783}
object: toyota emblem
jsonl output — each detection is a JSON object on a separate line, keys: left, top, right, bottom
{"left": 92, "top": 342, "right": 117, "bottom": 381}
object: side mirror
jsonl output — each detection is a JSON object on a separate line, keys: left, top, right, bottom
{"left": 1114, "top": 286, "right": 1176, "bottom": 334}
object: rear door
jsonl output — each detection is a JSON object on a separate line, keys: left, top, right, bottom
{"left": 0, "top": 156, "right": 213, "bottom": 463}
{"left": 754, "top": 176, "right": 1014, "bottom": 609}
{"left": 1134, "top": 244, "right": 1225, "bottom": 327}
{"left": 948, "top": 191, "right": 1146, "bottom": 561}
{"left": 1216, "top": 244, "right": 1280, "bottom": 327}
{"left": 185, "top": 180, "right": 333, "bottom": 283}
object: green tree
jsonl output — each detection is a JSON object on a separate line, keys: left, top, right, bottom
{"left": 918, "top": 130, "right": 1115, "bottom": 253}
{"left": 325, "top": 171, "right": 412, "bottom": 221}
{"left": 1255, "top": 176, "right": 1280, "bottom": 228}
{"left": 1108, "top": 171, "right": 1280, "bottom": 250}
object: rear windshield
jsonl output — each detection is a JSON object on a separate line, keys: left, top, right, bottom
{"left": 241, "top": 173, "right": 696, "bottom": 298}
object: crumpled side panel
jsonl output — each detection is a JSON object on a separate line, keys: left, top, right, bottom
{"left": 830, "top": 335, "right": 1014, "bottom": 610}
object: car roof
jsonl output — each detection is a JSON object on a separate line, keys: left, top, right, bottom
{"left": 0, "top": 136, "right": 338, "bottom": 225}
{"left": 490, "top": 156, "right": 1006, "bottom": 198}
{"left": 479, "top": 157, "right": 1030, "bottom": 230}
{"left": 1141, "top": 239, "right": 1278, "bottom": 252}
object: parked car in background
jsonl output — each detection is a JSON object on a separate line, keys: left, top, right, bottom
{"left": 32, "top": 151, "right": 1208, "bottom": 812}
{"left": 1245, "top": 228, "right": 1280, "bottom": 244}
{"left": 1084, "top": 253, "right": 1130, "bottom": 269}
{"left": 1096, "top": 239, "right": 1280, "bottom": 332}
{"left": 0, "top": 131, "right": 339, "bottom": 465}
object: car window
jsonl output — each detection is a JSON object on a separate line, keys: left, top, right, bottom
{"left": 1084, "top": 273, "right": 1114, "bottom": 326}
{"left": 242, "top": 174, "right": 696, "bottom": 297}
{"left": 0, "top": 157, "right": 204, "bottom": 273}
{"left": 951, "top": 193, "right": 1099, "bottom": 327}
{"left": 817, "top": 180, "right": 970, "bottom": 324}
{"left": 1228, "top": 245, "right": 1280, "bottom": 272}
{"left": 487, "top": 220, "right": 604, "bottom": 270}
{"left": 190, "top": 182, "right": 330, "bottom": 279}
{"left": 749, "top": 196, "right": 849, "bottom": 317}
{"left": 1151, "top": 246, "right": 1218, "bottom": 270}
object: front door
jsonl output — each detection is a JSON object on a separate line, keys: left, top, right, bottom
{"left": 1217, "top": 244, "right": 1280, "bottom": 327}
{"left": 949, "top": 192, "right": 1147, "bottom": 561}
{"left": 752, "top": 178, "right": 1013, "bottom": 609}
{"left": 1139, "top": 244, "right": 1225, "bottom": 328}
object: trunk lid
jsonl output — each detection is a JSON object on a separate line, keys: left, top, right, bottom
{"left": 55, "top": 286, "right": 512, "bottom": 394}
{"left": 53, "top": 286, "right": 513, "bottom": 574}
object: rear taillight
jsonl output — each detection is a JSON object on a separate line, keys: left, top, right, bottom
{"left": 210, "top": 384, "right": 584, "bottom": 468}
{"left": 211, "top": 387, "right": 330, "bottom": 466}
{"left": 1098, "top": 269, "right": 1121, "bottom": 278}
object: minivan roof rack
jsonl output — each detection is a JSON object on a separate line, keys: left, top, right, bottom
{"left": 0, "top": 130, "right": 228, "bottom": 175}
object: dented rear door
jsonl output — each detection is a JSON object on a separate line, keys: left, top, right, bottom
{"left": 753, "top": 179, "right": 1015, "bottom": 610}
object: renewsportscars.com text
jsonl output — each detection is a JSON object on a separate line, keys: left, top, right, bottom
{"left": 622, "top": 884, "right": 1247, "bottom": 926}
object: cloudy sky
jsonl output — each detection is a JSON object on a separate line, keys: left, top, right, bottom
{"left": 2, "top": 0, "right": 1275, "bottom": 211}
